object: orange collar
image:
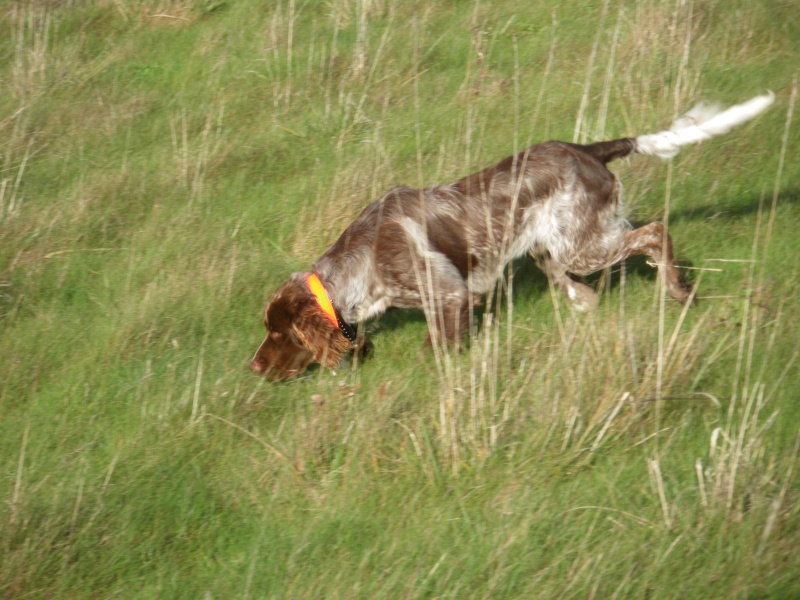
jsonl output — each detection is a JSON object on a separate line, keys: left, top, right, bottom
{"left": 306, "top": 273, "right": 339, "bottom": 330}
{"left": 305, "top": 273, "right": 358, "bottom": 344}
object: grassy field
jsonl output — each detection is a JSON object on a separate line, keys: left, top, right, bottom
{"left": 1, "top": 0, "right": 799, "bottom": 597}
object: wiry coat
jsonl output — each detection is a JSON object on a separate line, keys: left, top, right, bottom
{"left": 250, "top": 93, "right": 773, "bottom": 380}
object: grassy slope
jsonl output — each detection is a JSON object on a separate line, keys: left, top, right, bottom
{"left": 1, "top": 0, "right": 799, "bottom": 597}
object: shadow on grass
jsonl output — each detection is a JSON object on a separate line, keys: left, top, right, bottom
{"left": 668, "top": 188, "right": 799, "bottom": 224}
{"left": 345, "top": 186, "right": 799, "bottom": 354}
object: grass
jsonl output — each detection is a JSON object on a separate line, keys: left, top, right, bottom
{"left": 1, "top": 0, "right": 799, "bottom": 597}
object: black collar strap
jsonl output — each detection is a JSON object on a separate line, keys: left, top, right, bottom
{"left": 335, "top": 313, "right": 358, "bottom": 345}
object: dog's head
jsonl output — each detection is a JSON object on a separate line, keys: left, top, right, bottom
{"left": 249, "top": 273, "right": 351, "bottom": 380}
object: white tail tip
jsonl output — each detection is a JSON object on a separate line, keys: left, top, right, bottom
{"left": 636, "top": 91, "right": 775, "bottom": 160}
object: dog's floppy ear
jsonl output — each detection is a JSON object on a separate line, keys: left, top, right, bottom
{"left": 291, "top": 303, "right": 351, "bottom": 369}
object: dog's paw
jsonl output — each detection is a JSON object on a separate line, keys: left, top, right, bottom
{"left": 668, "top": 277, "right": 697, "bottom": 307}
{"left": 565, "top": 281, "right": 599, "bottom": 312}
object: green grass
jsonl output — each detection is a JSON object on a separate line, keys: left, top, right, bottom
{"left": 2, "top": 0, "right": 799, "bottom": 597}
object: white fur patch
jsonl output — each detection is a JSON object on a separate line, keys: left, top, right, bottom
{"left": 398, "top": 217, "right": 463, "bottom": 284}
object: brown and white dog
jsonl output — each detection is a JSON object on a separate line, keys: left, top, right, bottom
{"left": 250, "top": 93, "right": 773, "bottom": 380}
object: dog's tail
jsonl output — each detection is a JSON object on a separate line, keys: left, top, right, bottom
{"left": 635, "top": 92, "right": 774, "bottom": 159}
{"left": 578, "top": 92, "right": 774, "bottom": 164}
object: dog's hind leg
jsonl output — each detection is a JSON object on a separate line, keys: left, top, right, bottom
{"left": 613, "top": 222, "right": 694, "bottom": 304}
{"left": 534, "top": 253, "right": 599, "bottom": 312}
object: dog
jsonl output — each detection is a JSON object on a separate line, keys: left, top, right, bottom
{"left": 250, "top": 93, "right": 774, "bottom": 380}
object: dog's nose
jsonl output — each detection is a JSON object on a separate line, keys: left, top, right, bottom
{"left": 249, "top": 358, "right": 266, "bottom": 375}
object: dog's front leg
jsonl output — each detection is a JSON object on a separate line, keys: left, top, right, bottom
{"left": 423, "top": 289, "right": 471, "bottom": 351}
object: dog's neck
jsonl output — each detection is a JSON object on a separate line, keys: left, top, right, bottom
{"left": 313, "top": 252, "right": 382, "bottom": 323}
